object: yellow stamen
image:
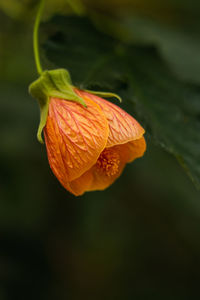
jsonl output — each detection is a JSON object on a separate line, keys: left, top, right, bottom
{"left": 96, "top": 148, "right": 120, "bottom": 176}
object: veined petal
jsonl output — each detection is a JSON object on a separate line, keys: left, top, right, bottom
{"left": 75, "top": 89, "right": 145, "bottom": 147}
{"left": 44, "top": 97, "right": 109, "bottom": 182}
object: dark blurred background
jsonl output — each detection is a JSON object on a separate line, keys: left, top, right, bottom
{"left": 0, "top": 1, "right": 200, "bottom": 299}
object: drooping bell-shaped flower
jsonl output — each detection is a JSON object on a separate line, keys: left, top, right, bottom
{"left": 29, "top": 69, "right": 146, "bottom": 196}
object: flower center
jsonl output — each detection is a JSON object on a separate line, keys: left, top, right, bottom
{"left": 96, "top": 148, "right": 120, "bottom": 176}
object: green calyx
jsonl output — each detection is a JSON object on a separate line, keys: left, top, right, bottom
{"left": 85, "top": 90, "right": 122, "bottom": 102}
{"left": 29, "top": 68, "right": 86, "bottom": 144}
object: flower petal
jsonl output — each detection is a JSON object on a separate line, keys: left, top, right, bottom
{"left": 116, "top": 137, "right": 147, "bottom": 163}
{"left": 84, "top": 145, "right": 127, "bottom": 192}
{"left": 68, "top": 144, "right": 128, "bottom": 195}
{"left": 65, "top": 158, "right": 125, "bottom": 196}
{"left": 65, "top": 137, "right": 146, "bottom": 196}
{"left": 63, "top": 169, "right": 93, "bottom": 196}
{"left": 44, "top": 97, "right": 109, "bottom": 182}
{"left": 75, "top": 89, "right": 145, "bottom": 147}
{"left": 125, "top": 137, "right": 146, "bottom": 162}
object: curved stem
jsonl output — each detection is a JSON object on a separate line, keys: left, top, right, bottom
{"left": 33, "top": 0, "right": 45, "bottom": 75}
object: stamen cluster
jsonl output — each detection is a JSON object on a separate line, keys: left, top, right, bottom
{"left": 96, "top": 149, "right": 120, "bottom": 176}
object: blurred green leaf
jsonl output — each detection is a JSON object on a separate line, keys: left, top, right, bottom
{"left": 82, "top": 0, "right": 200, "bottom": 84}
{"left": 43, "top": 16, "right": 200, "bottom": 188}
{"left": 109, "top": 16, "right": 200, "bottom": 84}
{"left": 124, "top": 47, "right": 200, "bottom": 187}
{"left": 43, "top": 16, "right": 120, "bottom": 87}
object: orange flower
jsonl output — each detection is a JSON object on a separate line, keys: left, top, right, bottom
{"left": 44, "top": 89, "right": 146, "bottom": 196}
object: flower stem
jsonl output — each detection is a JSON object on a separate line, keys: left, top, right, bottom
{"left": 33, "top": 0, "right": 45, "bottom": 75}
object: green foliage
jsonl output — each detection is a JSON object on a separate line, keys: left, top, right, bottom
{"left": 44, "top": 15, "right": 200, "bottom": 188}
{"left": 96, "top": 16, "right": 200, "bottom": 84}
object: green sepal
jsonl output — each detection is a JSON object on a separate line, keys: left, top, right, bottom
{"left": 85, "top": 90, "right": 122, "bottom": 102}
{"left": 37, "top": 96, "right": 50, "bottom": 144}
{"left": 29, "top": 68, "right": 86, "bottom": 143}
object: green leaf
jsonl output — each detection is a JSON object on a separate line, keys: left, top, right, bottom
{"left": 43, "top": 15, "right": 200, "bottom": 188}
{"left": 43, "top": 16, "right": 119, "bottom": 88}
{"left": 115, "top": 16, "right": 200, "bottom": 85}
{"left": 125, "top": 47, "right": 200, "bottom": 187}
